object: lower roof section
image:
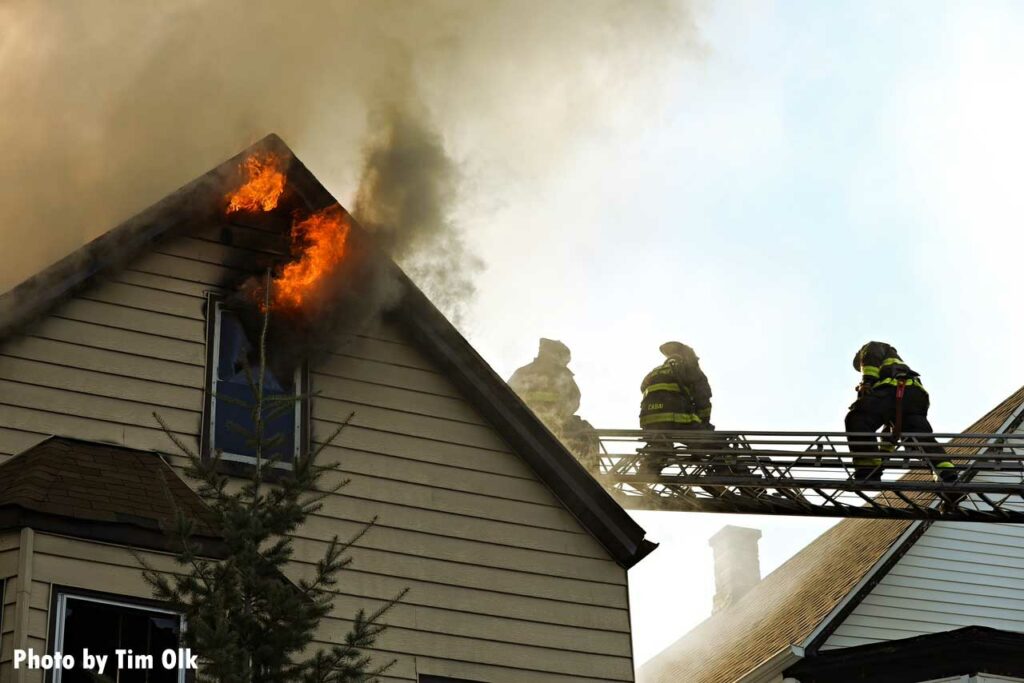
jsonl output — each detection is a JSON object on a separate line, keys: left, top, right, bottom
{"left": 0, "top": 436, "right": 224, "bottom": 556}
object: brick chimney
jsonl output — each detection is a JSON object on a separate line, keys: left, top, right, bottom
{"left": 709, "top": 525, "right": 762, "bottom": 614}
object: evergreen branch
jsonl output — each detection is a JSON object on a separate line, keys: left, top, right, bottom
{"left": 211, "top": 391, "right": 251, "bottom": 409}
{"left": 153, "top": 411, "right": 199, "bottom": 459}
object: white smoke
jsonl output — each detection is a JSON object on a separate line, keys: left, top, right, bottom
{"left": 0, "top": 0, "right": 702, "bottom": 320}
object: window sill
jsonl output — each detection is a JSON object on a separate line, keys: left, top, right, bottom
{"left": 210, "top": 452, "right": 296, "bottom": 483}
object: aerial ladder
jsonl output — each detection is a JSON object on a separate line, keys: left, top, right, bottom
{"left": 593, "top": 412, "right": 1024, "bottom": 522}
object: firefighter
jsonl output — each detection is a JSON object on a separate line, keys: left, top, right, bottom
{"left": 509, "top": 338, "right": 580, "bottom": 432}
{"left": 508, "top": 339, "right": 600, "bottom": 471}
{"left": 639, "top": 341, "right": 713, "bottom": 434}
{"left": 638, "top": 342, "right": 726, "bottom": 485}
{"left": 846, "top": 341, "right": 956, "bottom": 482}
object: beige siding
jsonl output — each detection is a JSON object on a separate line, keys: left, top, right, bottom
{"left": 0, "top": 531, "right": 19, "bottom": 678}
{"left": 0, "top": 224, "right": 635, "bottom": 681}
{"left": 3, "top": 533, "right": 185, "bottom": 683}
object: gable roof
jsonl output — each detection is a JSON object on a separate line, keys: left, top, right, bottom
{"left": 0, "top": 436, "right": 224, "bottom": 555}
{"left": 0, "top": 134, "right": 655, "bottom": 569}
{"left": 638, "top": 383, "right": 1024, "bottom": 683}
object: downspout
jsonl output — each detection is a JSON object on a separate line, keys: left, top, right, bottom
{"left": 13, "top": 527, "right": 33, "bottom": 683}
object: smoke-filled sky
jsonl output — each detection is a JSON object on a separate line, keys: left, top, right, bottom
{"left": 5, "top": 0, "right": 1024, "bottom": 671}
{"left": 0, "top": 0, "right": 696, "bottom": 320}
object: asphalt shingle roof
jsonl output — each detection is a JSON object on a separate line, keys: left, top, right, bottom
{"left": 0, "top": 436, "right": 222, "bottom": 552}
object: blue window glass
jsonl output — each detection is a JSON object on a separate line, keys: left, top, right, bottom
{"left": 212, "top": 305, "right": 298, "bottom": 463}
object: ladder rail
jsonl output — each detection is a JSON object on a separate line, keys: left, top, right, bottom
{"left": 592, "top": 428, "right": 1024, "bottom": 521}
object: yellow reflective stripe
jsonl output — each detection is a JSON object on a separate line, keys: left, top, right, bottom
{"left": 640, "top": 412, "right": 702, "bottom": 426}
{"left": 881, "top": 357, "right": 903, "bottom": 367}
{"left": 643, "top": 382, "right": 681, "bottom": 396}
{"left": 861, "top": 365, "right": 880, "bottom": 378}
{"left": 697, "top": 407, "right": 712, "bottom": 418}
{"left": 875, "top": 377, "right": 925, "bottom": 390}
{"left": 852, "top": 457, "right": 884, "bottom": 466}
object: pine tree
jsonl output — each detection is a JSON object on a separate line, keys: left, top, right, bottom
{"left": 144, "top": 277, "right": 406, "bottom": 683}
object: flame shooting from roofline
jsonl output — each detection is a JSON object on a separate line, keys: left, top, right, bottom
{"left": 222, "top": 157, "right": 352, "bottom": 314}
{"left": 269, "top": 205, "right": 351, "bottom": 312}
{"left": 226, "top": 153, "right": 286, "bottom": 213}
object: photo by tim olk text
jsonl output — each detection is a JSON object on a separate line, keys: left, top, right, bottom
{"left": 13, "top": 647, "right": 198, "bottom": 674}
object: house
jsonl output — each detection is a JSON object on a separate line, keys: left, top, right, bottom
{"left": 0, "top": 135, "right": 656, "bottom": 682}
{"left": 638, "top": 385, "right": 1024, "bottom": 683}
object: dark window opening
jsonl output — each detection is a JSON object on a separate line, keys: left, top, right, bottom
{"left": 208, "top": 301, "right": 303, "bottom": 466}
{"left": 52, "top": 593, "right": 183, "bottom": 683}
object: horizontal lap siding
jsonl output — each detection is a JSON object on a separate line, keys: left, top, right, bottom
{"left": 825, "top": 469, "right": 1024, "bottom": 651}
{"left": 24, "top": 534, "right": 186, "bottom": 683}
{"left": 0, "top": 531, "right": 18, "bottom": 679}
{"left": 0, "top": 230, "right": 634, "bottom": 681}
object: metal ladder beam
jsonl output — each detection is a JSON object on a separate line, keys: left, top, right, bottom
{"left": 594, "top": 430, "right": 1024, "bottom": 522}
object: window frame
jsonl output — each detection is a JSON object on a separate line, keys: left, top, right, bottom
{"left": 47, "top": 586, "right": 189, "bottom": 683}
{"left": 201, "top": 293, "right": 310, "bottom": 473}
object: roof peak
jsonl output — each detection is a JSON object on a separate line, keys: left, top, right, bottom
{"left": 0, "top": 136, "right": 654, "bottom": 569}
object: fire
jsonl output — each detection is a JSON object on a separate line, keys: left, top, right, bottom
{"left": 226, "top": 153, "right": 286, "bottom": 213}
{"left": 267, "top": 205, "right": 351, "bottom": 311}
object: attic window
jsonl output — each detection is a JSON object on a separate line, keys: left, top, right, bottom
{"left": 204, "top": 298, "right": 306, "bottom": 468}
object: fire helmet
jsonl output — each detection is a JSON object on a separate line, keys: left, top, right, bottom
{"left": 852, "top": 342, "right": 897, "bottom": 370}
{"left": 660, "top": 341, "right": 697, "bottom": 361}
{"left": 538, "top": 338, "right": 571, "bottom": 366}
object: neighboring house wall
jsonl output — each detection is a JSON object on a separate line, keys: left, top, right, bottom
{"left": 823, "top": 519, "right": 1024, "bottom": 649}
{"left": 825, "top": 421, "right": 1024, "bottom": 650}
{"left": 0, "top": 224, "right": 634, "bottom": 681}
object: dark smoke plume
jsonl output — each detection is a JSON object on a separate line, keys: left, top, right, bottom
{"left": 355, "top": 87, "right": 481, "bottom": 325}
{"left": 0, "top": 0, "right": 701, "bottom": 323}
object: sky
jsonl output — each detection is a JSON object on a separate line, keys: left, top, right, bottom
{"left": 5, "top": 0, "right": 1024, "bottom": 672}
{"left": 457, "top": 0, "right": 1024, "bottom": 665}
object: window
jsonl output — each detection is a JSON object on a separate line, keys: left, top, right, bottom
{"left": 50, "top": 591, "right": 185, "bottom": 683}
{"left": 205, "top": 298, "right": 306, "bottom": 467}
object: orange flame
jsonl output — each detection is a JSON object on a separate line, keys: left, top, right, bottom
{"left": 226, "top": 153, "right": 286, "bottom": 213}
{"left": 267, "top": 205, "right": 351, "bottom": 311}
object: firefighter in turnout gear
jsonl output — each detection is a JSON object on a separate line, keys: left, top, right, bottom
{"left": 638, "top": 342, "right": 747, "bottom": 497}
{"left": 508, "top": 339, "right": 600, "bottom": 472}
{"left": 640, "top": 342, "right": 713, "bottom": 433}
{"left": 846, "top": 341, "right": 956, "bottom": 482}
